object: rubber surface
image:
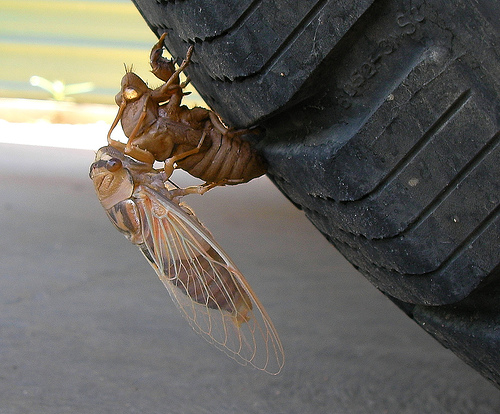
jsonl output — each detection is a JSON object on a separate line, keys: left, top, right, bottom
{"left": 131, "top": 0, "right": 500, "bottom": 387}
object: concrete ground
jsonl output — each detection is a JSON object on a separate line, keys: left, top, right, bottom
{"left": 0, "top": 142, "right": 499, "bottom": 413}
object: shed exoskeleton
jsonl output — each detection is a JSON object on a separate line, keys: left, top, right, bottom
{"left": 107, "top": 33, "right": 266, "bottom": 186}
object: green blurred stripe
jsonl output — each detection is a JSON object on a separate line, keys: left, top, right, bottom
{"left": 0, "top": 0, "right": 185, "bottom": 105}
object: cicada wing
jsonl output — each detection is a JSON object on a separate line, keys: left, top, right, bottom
{"left": 134, "top": 185, "right": 284, "bottom": 374}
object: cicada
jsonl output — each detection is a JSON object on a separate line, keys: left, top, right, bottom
{"left": 89, "top": 145, "right": 284, "bottom": 374}
{"left": 107, "top": 33, "right": 267, "bottom": 185}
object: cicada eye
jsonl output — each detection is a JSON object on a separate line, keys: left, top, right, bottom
{"left": 106, "top": 158, "right": 123, "bottom": 172}
{"left": 123, "top": 87, "right": 139, "bottom": 101}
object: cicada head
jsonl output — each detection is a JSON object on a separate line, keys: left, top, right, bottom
{"left": 89, "top": 146, "right": 138, "bottom": 210}
{"left": 115, "top": 71, "right": 150, "bottom": 106}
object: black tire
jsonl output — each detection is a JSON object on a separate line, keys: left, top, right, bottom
{"left": 131, "top": 0, "right": 500, "bottom": 387}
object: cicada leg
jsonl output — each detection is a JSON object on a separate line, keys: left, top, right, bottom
{"left": 151, "top": 45, "right": 194, "bottom": 102}
{"left": 150, "top": 32, "right": 176, "bottom": 83}
{"left": 113, "top": 96, "right": 154, "bottom": 165}
{"left": 106, "top": 95, "right": 155, "bottom": 165}
{"left": 124, "top": 146, "right": 156, "bottom": 165}
{"left": 107, "top": 100, "right": 128, "bottom": 149}
{"left": 208, "top": 111, "right": 259, "bottom": 140}
{"left": 163, "top": 127, "right": 207, "bottom": 179}
{"left": 168, "top": 178, "right": 244, "bottom": 202}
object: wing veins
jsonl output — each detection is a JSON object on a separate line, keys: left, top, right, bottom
{"left": 135, "top": 186, "right": 284, "bottom": 373}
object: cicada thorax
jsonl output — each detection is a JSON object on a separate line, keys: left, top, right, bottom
{"left": 118, "top": 107, "right": 267, "bottom": 185}
{"left": 118, "top": 95, "right": 158, "bottom": 139}
{"left": 128, "top": 115, "right": 205, "bottom": 161}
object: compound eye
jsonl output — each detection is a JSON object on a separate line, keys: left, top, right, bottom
{"left": 123, "top": 87, "right": 139, "bottom": 101}
{"left": 105, "top": 158, "right": 123, "bottom": 172}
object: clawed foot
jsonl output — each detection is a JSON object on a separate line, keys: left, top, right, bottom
{"left": 150, "top": 33, "right": 177, "bottom": 83}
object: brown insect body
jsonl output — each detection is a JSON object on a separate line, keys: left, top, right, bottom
{"left": 108, "top": 33, "right": 266, "bottom": 185}
{"left": 93, "top": 148, "right": 249, "bottom": 318}
{"left": 89, "top": 146, "right": 284, "bottom": 374}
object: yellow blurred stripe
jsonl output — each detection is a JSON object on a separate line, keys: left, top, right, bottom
{"left": 1, "top": 0, "right": 154, "bottom": 44}
{"left": 0, "top": 42, "right": 148, "bottom": 61}
{"left": 2, "top": 0, "right": 137, "bottom": 15}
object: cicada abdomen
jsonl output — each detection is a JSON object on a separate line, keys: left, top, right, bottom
{"left": 171, "top": 125, "right": 267, "bottom": 185}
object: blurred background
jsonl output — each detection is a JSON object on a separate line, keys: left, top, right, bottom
{"left": 0, "top": 0, "right": 202, "bottom": 148}
{"left": 1, "top": 0, "right": 155, "bottom": 104}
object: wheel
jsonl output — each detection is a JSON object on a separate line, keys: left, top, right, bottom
{"left": 131, "top": 0, "right": 500, "bottom": 386}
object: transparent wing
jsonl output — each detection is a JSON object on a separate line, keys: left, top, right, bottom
{"left": 135, "top": 185, "right": 284, "bottom": 374}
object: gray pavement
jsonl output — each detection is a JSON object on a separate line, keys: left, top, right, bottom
{"left": 0, "top": 142, "right": 499, "bottom": 413}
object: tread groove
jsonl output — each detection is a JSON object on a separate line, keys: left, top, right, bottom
{"left": 258, "top": 0, "right": 329, "bottom": 77}
{"left": 396, "top": 130, "right": 500, "bottom": 238}
{"left": 194, "top": 0, "right": 263, "bottom": 43}
{"left": 306, "top": 191, "right": 500, "bottom": 279}
{"left": 361, "top": 88, "right": 473, "bottom": 201}
{"left": 197, "top": 0, "right": 330, "bottom": 81}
